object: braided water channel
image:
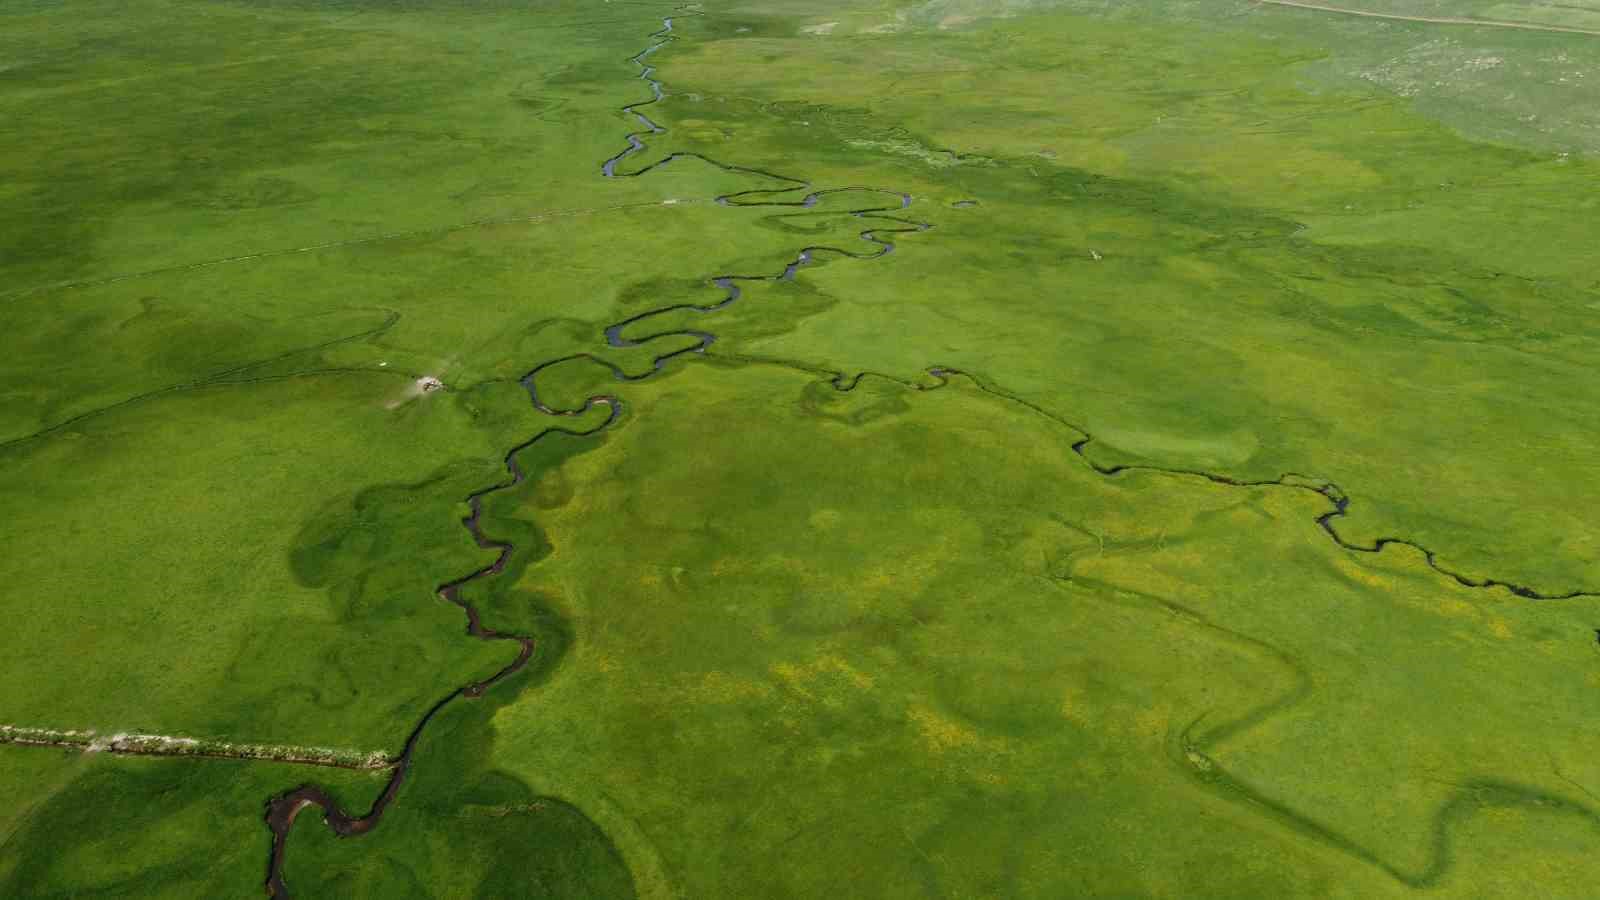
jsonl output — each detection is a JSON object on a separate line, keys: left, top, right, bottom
{"left": 260, "top": 12, "right": 931, "bottom": 896}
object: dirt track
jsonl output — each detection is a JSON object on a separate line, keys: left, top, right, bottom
{"left": 1257, "top": 0, "right": 1600, "bottom": 37}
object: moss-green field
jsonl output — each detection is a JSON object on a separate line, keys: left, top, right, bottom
{"left": 3, "top": 0, "right": 1599, "bottom": 896}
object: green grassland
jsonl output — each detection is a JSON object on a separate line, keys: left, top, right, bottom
{"left": 649, "top": 2, "right": 1600, "bottom": 591}
{"left": 3, "top": 0, "right": 1600, "bottom": 896}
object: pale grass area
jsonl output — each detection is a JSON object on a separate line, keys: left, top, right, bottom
{"left": 1258, "top": 0, "right": 1600, "bottom": 36}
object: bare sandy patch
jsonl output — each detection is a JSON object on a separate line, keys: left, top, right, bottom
{"left": 385, "top": 374, "right": 446, "bottom": 410}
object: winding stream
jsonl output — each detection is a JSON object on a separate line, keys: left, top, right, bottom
{"left": 935, "top": 368, "right": 1598, "bottom": 601}
{"left": 260, "top": 9, "right": 1595, "bottom": 895}
{"left": 260, "top": 12, "right": 930, "bottom": 896}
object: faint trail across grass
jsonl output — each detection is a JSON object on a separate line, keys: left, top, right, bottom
{"left": 1256, "top": 0, "right": 1600, "bottom": 36}
{"left": 1, "top": 200, "right": 696, "bottom": 303}
{"left": 0, "top": 310, "right": 404, "bottom": 451}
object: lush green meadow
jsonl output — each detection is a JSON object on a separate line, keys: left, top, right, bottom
{"left": 652, "top": 2, "right": 1600, "bottom": 592}
{"left": 3, "top": 0, "right": 1600, "bottom": 896}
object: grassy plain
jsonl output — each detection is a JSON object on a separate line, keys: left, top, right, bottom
{"left": 3, "top": 0, "right": 1600, "bottom": 897}
{"left": 648, "top": 2, "right": 1600, "bottom": 591}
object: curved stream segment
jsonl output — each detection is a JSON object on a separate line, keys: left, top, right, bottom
{"left": 263, "top": 401, "right": 619, "bottom": 898}
{"left": 1068, "top": 435, "right": 1600, "bottom": 601}
{"left": 259, "top": 11, "right": 930, "bottom": 896}
{"left": 926, "top": 368, "right": 1599, "bottom": 602}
